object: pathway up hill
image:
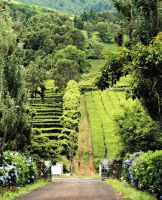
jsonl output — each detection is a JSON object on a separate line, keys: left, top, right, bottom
{"left": 28, "top": 80, "right": 64, "bottom": 145}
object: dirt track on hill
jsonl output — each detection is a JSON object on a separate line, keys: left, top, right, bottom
{"left": 16, "top": 178, "right": 122, "bottom": 200}
{"left": 78, "top": 95, "right": 94, "bottom": 176}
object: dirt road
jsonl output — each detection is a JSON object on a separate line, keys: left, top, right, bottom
{"left": 78, "top": 95, "right": 94, "bottom": 176}
{"left": 16, "top": 178, "right": 122, "bottom": 200}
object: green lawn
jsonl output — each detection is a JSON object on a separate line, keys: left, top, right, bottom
{"left": 0, "top": 180, "right": 49, "bottom": 200}
{"left": 108, "top": 179, "right": 157, "bottom": 200}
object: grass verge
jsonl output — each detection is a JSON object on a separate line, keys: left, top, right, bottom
{"left": 108, "top": 178, "right": 157, "bottom": 200}
{"left": 0, "top": 180, "right": 49, "bottom": 200}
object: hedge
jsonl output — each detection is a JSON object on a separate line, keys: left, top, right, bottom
{"left": 123, "top": 151, "right": 162, "bottom": 198}
{"left": 0, "top": 151, "right": 38, "bottom": 187}
{"left": 60, "top": 80, "right": 81, "bottom": 158}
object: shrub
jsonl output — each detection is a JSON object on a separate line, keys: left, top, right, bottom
{"left": 123, "top": 152, "right": 142, "bottom": 187}
{"left": 123, "top": 151, "right": 162, "bottom": 198}
{"left": 114, "top": 102, "right": 162, "bottom": 156}
{"left": 60, "top": 80, "right": 81, "bottom": 169}
{"left": 132, "top": 151, "right": 162, "bottom": 198}
{"left": 0, "top": 151, "right": 38, "bottom": 187}
{"left": 63, "top": 80, "right": 81, "bottom": 110}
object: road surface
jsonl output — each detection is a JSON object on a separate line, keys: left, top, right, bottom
{"left": 16, "top": 178, "right": 122, "bottom": 200}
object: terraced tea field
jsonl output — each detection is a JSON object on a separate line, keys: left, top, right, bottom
{"left": 28, "top": 81, "right": 64, "bottom": 144}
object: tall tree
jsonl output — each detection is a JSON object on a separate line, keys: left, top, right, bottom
{"left": 113, "top": 0, "right": 159, "bottom": 45}
{"left": 0, "top": 7, "right": 31, "bottom": 152}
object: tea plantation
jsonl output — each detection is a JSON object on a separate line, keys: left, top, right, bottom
{"left": 28, "top": 80, "right": 64, "bottom": 151}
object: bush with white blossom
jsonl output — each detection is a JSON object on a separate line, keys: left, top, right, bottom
{"left": 0, "top": 151, "right": 38, "bottom": 186}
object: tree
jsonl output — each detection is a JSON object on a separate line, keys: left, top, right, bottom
{"left": 54, "top": 59, "right": 80, "bottom": 89}
{"left": 129, "top": 35, "right": 162, "bottom": 123}
{"left": 95, "top": 22, "right": 113, "bottom": 43}
{"left": 69, "top": 29, "right": 85, "bottom": 50}
{"left": 114, "top": 101, "right": 162, "bottom": 156}
{"left": 86, "top": 42, "right": 103, "bottom": 59}
{"left": 84, "top": 22, "right": 94, "bottom": 38}
{"left": 0, "top": 95, "right": 31, "bottom": 151}
{"left": 74, "top": 16, "right": 84, "bottom": 29}
{"left": 97, "top": 34, "right": 162, "bottom": 124}
{"left": 3, "top": 47, "right": 25, "bottom": 99}
{"left": 0, "top": 7, "right": 32, "bottom": 154}
{"left": 96, "top": 48, "right": 128, "bottom": 90}
{"left": 54, "top": 45, "right": 90, "bottom": 73}
{"left": 112, "top": 0, "right": 159, "bottom": 45}
{"left": 26, "top": 62, "right": 46, "bottom": 99}
{"left": 95, "top": 22, "right": 108, "bottom": 42}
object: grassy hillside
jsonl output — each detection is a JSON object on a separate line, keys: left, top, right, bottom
{"left": 16, "top": 0, "right": 113, "bottom": 14}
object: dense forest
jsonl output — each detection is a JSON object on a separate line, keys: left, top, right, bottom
{"left": 0, "top": 0, "right": 162, "bottom": 199}
{"left": 16, "top": 0, "right": 113, "bottom": 14}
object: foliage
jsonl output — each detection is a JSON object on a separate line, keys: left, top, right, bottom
{"left": 28, "top": 135, "right": 58, "bottom": 162}
{"left": 0, "top": 96, "right": 32, "bottom": 151}
{"left": 129, "top": 35, "right": 162, "bottom": 123}
{"left": 95, "top": 22, "right": 113, "bottom": 43}
{"left": 0, "top": 151, "right": 38, "bottom": 187}
{"left": 112, "top": 0, "right": 159, "bottom": 45}
{"left": 123, "top": 151, "right": 162, "bottom": 198}
{"left": 54, "top": 59, "right": 80, "bottom": 89}
{"left": 63, "top": 80, "right": 81, "bottom": 110}
{"left": 60, "top": 80, "right": 81, "bottom": 173}
{"left": 96, "top": 48, "right": 129, "bottom": 90}
{"left": 69, "top": 29, "right": 85, "bottom": 50}
{"left": 86, "top": 42, "right": 103, "bottom": 59}
{"left": 26, "top": 62, "right": 46, "bottom": 95}
{"left": 114, "top": 101, "right": 162, "bottom": 156}
{"left": 74, "top": 9, "right": 119, "bottom": 30}
{"left": 0, "top": 11, "right": 32, "bottom": 151}
{"left": 97, "top": 34, "right": 162, "bottom": 125}
{"left": 54, "top": 45, "right": 90, "bottom": 74}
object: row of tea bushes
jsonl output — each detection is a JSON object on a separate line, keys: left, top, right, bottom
{"left": 123, "top": 151, "right": 162, "bottom": 198}
{"left": 61, "top": 80, "right": 81, "bottom": 132}
{"left": 0, "top": 151, "right": 38, "bottom": 187}
{"left": 60, "top": 80, "right": 81, "bottom": 157}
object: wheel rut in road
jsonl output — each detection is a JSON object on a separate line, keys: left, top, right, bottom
{"left": 16, "top": 178, "right": 122, "bottom": 200}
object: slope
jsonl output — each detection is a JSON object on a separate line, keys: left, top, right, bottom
{"left": 16, "top": 0, "right": 113, "bottom": 14}
{"left": 28, "top": 80, "right": 64, "bottom": 159}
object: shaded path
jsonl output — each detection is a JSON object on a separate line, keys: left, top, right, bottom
{"left": 16, "top": 178, "right": 122, "bottom": 200}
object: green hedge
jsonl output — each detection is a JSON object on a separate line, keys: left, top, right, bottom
{"left": 132, "top": 151, "right": 162, "bottom": 198}
{"left": 0, "top": 151, "right": 38, "bottom": 186}
{"left": 63, "top": 80, "right": 81, "bottom": 110}
{"left": 60, "top": 80, "right": 81, "bottom": 158}
{"left": 123, "top": 151, "right": 162, "bottom": 198}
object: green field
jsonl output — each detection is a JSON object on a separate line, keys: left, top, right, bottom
{"left": 86, "top": 89, "right": 134, "bottom": 168}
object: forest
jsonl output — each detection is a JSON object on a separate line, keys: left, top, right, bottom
{"left": 0, "top": 0, "right": 162, "bottom": 200}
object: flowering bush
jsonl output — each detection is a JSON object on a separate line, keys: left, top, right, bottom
{"left": 123, "top": 151, "right": 162, "bottom": 198}
{"left": 123, "top": 152, "right": 141, "bottom": 188}
{"left": 0, "top": 151, "right": 38, "bottom": 187}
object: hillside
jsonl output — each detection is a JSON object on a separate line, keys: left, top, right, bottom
{"left": 16, "top": 0, "right": 113, "bottom": 14}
